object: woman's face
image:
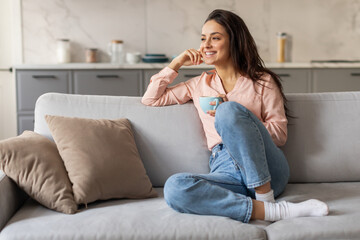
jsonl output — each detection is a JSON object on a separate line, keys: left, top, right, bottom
{"left": 200, "top": 20, "right": 231, "bottom": 66}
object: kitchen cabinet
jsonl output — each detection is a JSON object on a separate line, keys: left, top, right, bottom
{"left": 175, "top": 69, "right": 207, "bottom": 85}
{"left": 15, "top": 64, "right": 360, "bottom": 135}
{"left": 16, "top": 70, "right": 71, "bottom": 134}
{"left": 312, "top": 69, "right": 360, "bottom": 92}
{"left": 270, "top": 68, "right": 311, "bottom": 93}
{"left": 145, "top": 68, "right": 311, "bottom": 94}
{"left": 16, "top": 69, "right": 144, "bottom": 134}
{"left": 73, "top": 70, "right": 142, "bottom": 96}
{"left": 18, "top": 115, "right": 35, "bottom": 135}
{"left": 16, "top": 70, "right": 70, "bottom": 112}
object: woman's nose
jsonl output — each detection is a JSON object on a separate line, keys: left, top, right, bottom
{"left": 204, "top": 39, "right": 212, "bottom": 48}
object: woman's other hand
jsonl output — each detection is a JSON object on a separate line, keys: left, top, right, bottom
{"left": 207, "top": 94, "right": 227, "bottom": 117}
{"left": 168, "top": 49, "right": 203, "bottom": 72}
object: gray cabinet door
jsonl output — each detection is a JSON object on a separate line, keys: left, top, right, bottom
{"left": 73, "top": 70, "right": 142, "bottom": 96}
{"left": 145, "top": 68, "right": 311, "bottom": 93}
{"left": 312, "top": 68, "right": 360, "bottom": 92}
{"left": 16, "top": 70, "right": 70, "bottom": 112}
{"left": 176, "top": 69, "right": 208, "bottom": 85}
{"left": 18, "top": 115, "right": 34, "bottom": 133}
{"left": 270, "top": 68, "right": 311, "bottom": 93}
{"left": 143, "top": 69, "right": 208, "bottom": 88}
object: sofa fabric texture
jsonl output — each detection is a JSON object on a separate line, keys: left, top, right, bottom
{"left": 34, "top": 92, "right": 360, "bottom": 186}
{"left": 45, "top": 115, "right": 157, "bottom": 205}
{"left": 1, "top": 91, "right": 360, "bottom": 240}
{"left": 0, "top": 171, "right": 28, "bottom": 231}
{"left": 1, "top": 183, "right": 360, "bottom": 240}
{"left": 0, "top": 189, "right": 267, "bottom": 240}
{"left": 0, "top": 131, "right": 77, "bottom": 214}
{"left": 282, "top": 92, "right": 360, "bottom": 183}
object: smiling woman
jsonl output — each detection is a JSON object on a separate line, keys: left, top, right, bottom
{"left": 141, "top": 9, "right": 328, "bottom": 223}
{"left": 200, "top": 23, "right": 231, "bottom": 67}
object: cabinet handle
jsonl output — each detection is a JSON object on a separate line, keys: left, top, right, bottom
{"left": 184, "top": 74, "right": 199, "bottom": 78}
{"left": 350, "top": 73, "right": 360, "bottom": 77}
{"left": 96, "top": 75, "right": 120, "bottom": 78}
{"left": 32, "top": 75, "right": 56, "bottom": 79}
{"left": 277, "top": 74, "right": 291, "bottom": 78}
{"left": 0, "top": 67, "right": 12, "bottom": 72}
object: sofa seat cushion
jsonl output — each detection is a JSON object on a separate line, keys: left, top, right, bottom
{"left": 0, "top": 188, "right": 266, "bottom": 240}
{"left": 266, "top": 182, "right": 360, "bottom": 240}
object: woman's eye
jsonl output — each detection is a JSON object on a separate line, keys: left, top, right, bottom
{"left": 213, "top": 37, "right": 220, "bottom": 40}
{"left": 201, "top": 38, "right": 205, "bottom": 41}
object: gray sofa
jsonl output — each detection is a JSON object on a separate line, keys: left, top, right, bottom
{"left": 1, "top": 91, "right": 360, "bottom": 240}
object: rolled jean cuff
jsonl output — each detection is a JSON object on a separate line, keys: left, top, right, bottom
{"left": 243, "top": 197, "right": 253, "bottom": 223}
{"left": 246, "top": 176, "right": 272, "bottom": 189}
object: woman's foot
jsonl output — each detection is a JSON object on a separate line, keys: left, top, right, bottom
{"left": 264, "top": 199, "right": 329, "bottom": 221}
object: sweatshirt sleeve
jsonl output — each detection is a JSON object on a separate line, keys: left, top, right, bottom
{"left": 141, "top": 67, "right": 194, "bottom": 106}
{"left": 261, "top": 76, "right": 288, "bottom": 146}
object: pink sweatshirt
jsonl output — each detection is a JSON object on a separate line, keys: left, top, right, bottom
{"left": 141, "top": 67, "right": 288, "bottom": 150}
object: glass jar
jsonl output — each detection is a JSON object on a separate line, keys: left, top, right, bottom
{"left": 108, "top": 40, "right": 124, "bottom": 64}
{"left": 276, "top": 32, "right": 287, "bottom": 63}
{"left": 85, "top": 48, "right": 97, "bottom": 63}
{"left": 57, "top": 39, "right": 71, "bottom": 63}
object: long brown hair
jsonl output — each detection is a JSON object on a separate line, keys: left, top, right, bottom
{"left": 205, "top": 9, "right": 290, "bottom": 118}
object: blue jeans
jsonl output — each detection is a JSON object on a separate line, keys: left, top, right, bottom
{"left": 164, "top": 101, "right": 290, "bottom": 223}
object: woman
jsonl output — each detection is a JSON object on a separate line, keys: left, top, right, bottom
{"left": 142, "top": 9, "right": 328, "bottom": 223}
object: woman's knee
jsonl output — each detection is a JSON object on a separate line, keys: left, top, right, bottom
{"left": 215, "top": 101, "right": 249, "bottom": 131}
{"left": 164, "top": 173, "right": 194, "bottom": 210}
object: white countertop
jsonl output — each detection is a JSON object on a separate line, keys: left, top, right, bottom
{"left": 13, "top": 62, "right": 360, "bottom": 70}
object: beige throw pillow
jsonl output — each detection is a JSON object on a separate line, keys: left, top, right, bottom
{"left": 0, "top": 131, "right": 77, "bottom": 214}
{"left": 45, "top": 115, "right": 157, "bottom": 205}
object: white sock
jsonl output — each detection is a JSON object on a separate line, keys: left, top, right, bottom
{"left": 255, "top": 189, "right": 275, "bottom": 203}
{"left": 264, "top": 199, "right": 329, "bottom": 222}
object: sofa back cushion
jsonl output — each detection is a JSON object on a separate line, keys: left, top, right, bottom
{"left": 281, "top": 91, "right": 360, "bottom": 183}
{"left": 34, "top": 93, "right": 211, "bottom": 187}
{"left": 34, "top": 92, "right": 360, "bottom": 185}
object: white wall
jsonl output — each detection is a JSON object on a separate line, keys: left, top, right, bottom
{"left": 0, "top": 0, "right": 22, "bottom": 139}
{"left": 21, "top": 0, "right": 360, "bottom": 64}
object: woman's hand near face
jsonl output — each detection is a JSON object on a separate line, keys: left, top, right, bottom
{"left": 207, "top": 94, "right": 228, "bottom": 117}
{"left": 168, "top": 49, "right": 203, "bottom": 72}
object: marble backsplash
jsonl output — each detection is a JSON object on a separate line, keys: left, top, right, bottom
{"left": 21, "top": 0, "right": 360, "bottom": 64}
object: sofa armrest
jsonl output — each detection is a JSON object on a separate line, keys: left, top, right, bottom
{"left": 0, "top": 170, "right": 28, "bottom": 231}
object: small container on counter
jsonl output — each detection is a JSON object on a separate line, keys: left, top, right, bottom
{"left": 57, "top": 39, "right": 71, "bottom": 63}
{"left": 276, "top": 32, "right": 287, "bottom": 63}
{"left": 85, "top": 48, "right": 98, "bottom": 63}
{"left": 126, "top": 52, "right": 141, "bottom": 64}
{"left": 108, "top": 40, "right": 125, "bottom": 64}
